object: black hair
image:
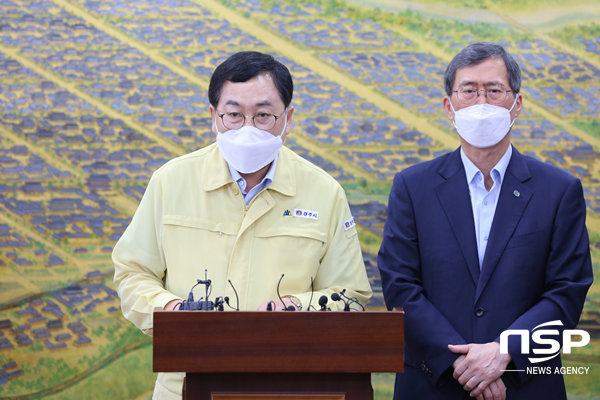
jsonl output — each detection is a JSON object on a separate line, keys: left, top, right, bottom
{"left": 208, "top": 51, "right": 293, "bottom": 108}
{"left": 443, "top": 42, "right": 521, "bottom": 96}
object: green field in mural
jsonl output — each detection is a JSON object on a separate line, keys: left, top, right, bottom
{"left": 0, "top": 0, "right": 599, "bottom": 398}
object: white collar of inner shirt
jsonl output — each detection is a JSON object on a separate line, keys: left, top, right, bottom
{"left": 227, "top": 154, "right": 278, "bottom": 193}
{"left": 460, "top": 144, "right": 512, "bottom": 187}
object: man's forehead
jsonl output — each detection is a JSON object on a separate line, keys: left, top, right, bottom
{"left": 224, "top": 99, "right": 273, "bottom": 107}
{"left": 219, "top": 74, "right": 281, "bottom": 107}
{"left": 454, "top": 57, "right": 509, "bottom": 86}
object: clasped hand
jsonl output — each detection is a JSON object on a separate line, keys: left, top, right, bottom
{"left": 448, "top": 342, "right": 511, "bottom": 400}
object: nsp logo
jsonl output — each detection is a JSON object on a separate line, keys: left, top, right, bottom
{"left": 499, "top": 320, "right": 590, "bottom": 363}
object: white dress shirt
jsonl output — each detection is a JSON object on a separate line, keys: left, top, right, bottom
{"left": 460, "top": 145, "right": 512, "bottom": 267}
{"left": 228, "top": 155, "right": 278, "bottom": 205}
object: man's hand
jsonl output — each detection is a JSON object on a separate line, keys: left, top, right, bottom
{"left": 448, "top": 342, "right": 511, "bottom": 397}
{"left": 255, "top": 298, "right": 298, "bottom": 311}
{"left": 453, "top": 354, "right": 505, "bottom": 400}
{"left": 475, "top": 377, "right": 506, "bottom": 400}
{"left": 452, "top": 354, "right": 466, "bottom": 371}
{"left": 163, "top": 299, "right": 183, "bottom": 310}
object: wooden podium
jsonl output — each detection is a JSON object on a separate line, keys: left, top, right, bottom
{"left": 153, "top": 310, "right": 404, "bottom": 400}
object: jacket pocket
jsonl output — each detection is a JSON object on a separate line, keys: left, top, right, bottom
{"left": 254, "top": 226, "right": 327, "bottom": 243}
{"left": 505, "top": 228, "right": 549, "bottom": 250}
{"left": 161, "top": 215, "right": 239, "bottom": 288}
{"left": 253, "top": 227, "right": 328, "bottom": 292}
{"left": 163, "top": 214, "right": 240, "bottom": 236}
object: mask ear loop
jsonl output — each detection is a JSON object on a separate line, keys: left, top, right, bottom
{"left": 277, "top": 108, "right": 288, "bottom": 139}
{"left": 213, "top": 112, "right": 223, "bottom": 136}
{"left": 449, "top": 99, "right": 458, "bottom": 130}
{"left": 508, "top": 93, "right": 519, "bottom": 128}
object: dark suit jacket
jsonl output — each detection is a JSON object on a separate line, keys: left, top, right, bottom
{"left": 378, "top": 146, "right": 593, "bottom": 400}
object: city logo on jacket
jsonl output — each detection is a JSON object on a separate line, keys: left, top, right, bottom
{"left": 343, "top": 217, "right": 356, "bottom": 231}
{"left": 500, "top": 320, "right": 591, "bottom": 375}
{"left": 293, "top": 208, "right": 318, "bottom": 220}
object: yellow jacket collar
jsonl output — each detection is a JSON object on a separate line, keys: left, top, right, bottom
{"left": 204, "top": 143, "right": 296, "bottom": 197}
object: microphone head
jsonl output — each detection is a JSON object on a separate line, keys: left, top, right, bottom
{"left": 318, "top": 295, "right": 328, "bottom": 306}
{"left": 331, "top": 293, "right": 341, "bottom": 301}
{"left": 287, "top": 306, "right": 296, "bottom": 311}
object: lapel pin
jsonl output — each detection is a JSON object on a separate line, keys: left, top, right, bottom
{"left": 513, "top": 190, "right": 520, "bottom": 197}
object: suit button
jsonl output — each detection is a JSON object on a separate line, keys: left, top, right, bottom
{"left": 475, "top": 307, "right": 485, "bottom": 317}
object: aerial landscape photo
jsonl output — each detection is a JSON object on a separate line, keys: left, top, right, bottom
{"left": 0, "top": 0, "right": 599, "bottom": 398}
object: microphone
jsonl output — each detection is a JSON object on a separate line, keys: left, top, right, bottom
{"left": 318, "top": 295, "right": 328, "bottom": 311}
{"left": 277, "top": 274, "right": 286, "bottom": 310}
{"left": 276, "top": 274, "right": 296, "bottom": 311}
{"left": 180, "top": 270, "right": 215, "bottom": 310}
{"left": 186, "top": 284, "right": 197, "bottom": 303}
{"left": 225, "top": 280, "right": 239, "bottom": 311}
{"left": 331, "top": 292, "right": 350, "bottom": 311}
{"left": 307, "top": 276, "right": 314, "bottom": 311}
{"left": 340, "top": 289, "right": 366, "bottom": 311}
{"left": 215, "top": 296, "right": 224, "bottom": 311}
{"left": 198, "top": 269, "right": 212, "bottom": 299}
{"left": 175, "top": 272, "right": 240, "bottom": 311}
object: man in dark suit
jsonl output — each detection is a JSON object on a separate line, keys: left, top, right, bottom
{"left": 378, "top": 42, "right": 593, "bottom": 400}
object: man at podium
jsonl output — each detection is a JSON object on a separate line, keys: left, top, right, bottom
{"left": 112, "top": 51, "right": 372, "bottom": 400}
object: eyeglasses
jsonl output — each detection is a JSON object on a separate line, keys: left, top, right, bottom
{"left": 453, "top": 84, "right": 513, "bottom": 105}
{"left": 216, "top": 109, "right": 286, "bottom": 130}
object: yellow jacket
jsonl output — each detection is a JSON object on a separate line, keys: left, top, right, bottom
{"left": 113, "top": 143, "right": 372, "bottom": 399}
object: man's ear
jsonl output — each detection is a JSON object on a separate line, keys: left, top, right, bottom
{"left": 512, "top": 93, "right": 522, "bottom": 120}
{"left": 209, "top": 105, "right": 217, "bottom": 136}
{"left": 281, "top": 106, "right": 295, "bottom": 142}
{"left": 442, "top": 96, "right": 454, "bottom": 121}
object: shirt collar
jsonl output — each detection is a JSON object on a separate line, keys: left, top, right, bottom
{"left": 227, "top": 154, "right": 278, "bottom": 191}
{"left": 205, "top": 144, "right": 295, "bottom": 196}
{"left": 460, "top": 144, "right": 513, "bottom": 185}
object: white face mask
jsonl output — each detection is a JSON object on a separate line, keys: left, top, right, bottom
{"left": 451, "top": 96, "right": 518, "bottom": 149}
{"left": 215, "top": 111, "right": 287, "bottom": 174}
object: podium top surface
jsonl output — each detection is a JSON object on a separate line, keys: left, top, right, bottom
{"left": 153, "top": 310, "right": 404, "bottom": 373}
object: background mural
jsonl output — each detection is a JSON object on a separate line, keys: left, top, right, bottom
{"left": 0, "top": 0, "right": 598, "bottom": 398}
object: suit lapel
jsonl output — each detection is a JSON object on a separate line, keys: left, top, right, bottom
{"left": 475, "top": 148, "right": 533, "bottom": 302}
{"left": 435, "top": 149, "right": 480, "bottom": 285}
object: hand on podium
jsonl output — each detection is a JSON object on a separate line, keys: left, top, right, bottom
{"left": 163, "top": 299, "right": 183, "bottom": 311}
